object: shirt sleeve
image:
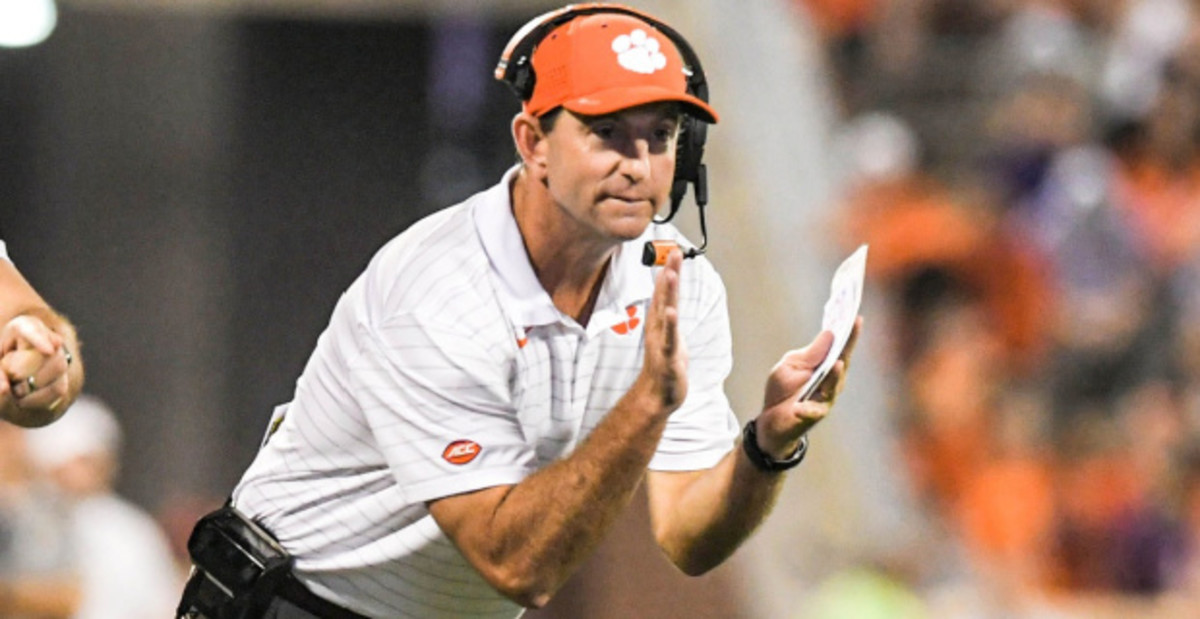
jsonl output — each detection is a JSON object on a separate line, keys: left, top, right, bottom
{"left": 350, "top": 313, "right": 538, "bottom": 505}
{"left": 649, "top": 261, "right": 740, "bottom": 471}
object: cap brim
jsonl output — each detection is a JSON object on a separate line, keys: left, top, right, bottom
{"left": 562, "top": 86, "right": 719, "bottom": 124}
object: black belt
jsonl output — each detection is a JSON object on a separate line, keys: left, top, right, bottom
{"left": 276, "top": 575, "right": 369, "bottom": 619}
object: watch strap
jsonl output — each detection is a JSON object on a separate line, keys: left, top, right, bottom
{"left": 742, "top": 418, "right": 808, "bottom": 472}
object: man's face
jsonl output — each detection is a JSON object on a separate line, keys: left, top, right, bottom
{"left": 541, "top": 102, "right": 680, "bottom": 243}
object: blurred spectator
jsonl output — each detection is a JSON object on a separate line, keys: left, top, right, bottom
{"left": 1170, "top": 444, "right": 1200, "bottom": 595}
{"left": 1104, "top": 380, "right": 1188, "bottom": 594}
{"left": 1099, "top": 0, "right": 1195, "bottom": 121}
{"left": 982, "top": 72, "right": 1094, "bottom": 207}
{"left": 901, "top": 296, "right": 1003, "bottom": 515}
{"left": 1111, "top": 70, "right": 1200, "bottom": 275}
{"left": 836, "top": 112, "right": 1051, "bottom": 373}
{"left": 1049, "top": 413, "right": 1154, "bottom": 591}
{"left": 0, "top": 422, "right": 80, "bottom": 618}
{"left": 25, "top": 395, "right": 181, "bottom": 619}
{"left": 795, "top": 0, "right": 882, "bottom": 41}
{"left": 954, "top": 388, "right": 1056, "bottom": 588}
{"left": 1019, "top": 146, "right": 1168, "bottom": 429}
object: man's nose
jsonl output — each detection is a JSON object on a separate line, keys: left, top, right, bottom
{"left": 619, "top": 139, "right": 651, "bottom": 181}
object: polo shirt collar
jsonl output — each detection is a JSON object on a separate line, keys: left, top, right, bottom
{"left": 474, "top": 166, "right": 656, "bottom": 331}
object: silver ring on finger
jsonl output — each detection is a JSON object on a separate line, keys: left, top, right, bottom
{"left": 26, "top": 375, "right": 36, "bottom": 393}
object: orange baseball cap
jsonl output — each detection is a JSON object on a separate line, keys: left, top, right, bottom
{"left": 523, "top": 13, "right": 719, "bottom": 124}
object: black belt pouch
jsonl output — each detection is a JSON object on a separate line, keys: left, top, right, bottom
{"left": 177, "top": 505, "right": 294, "bottom": 619}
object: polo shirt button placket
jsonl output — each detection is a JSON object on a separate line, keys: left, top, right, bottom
{"left": 573, "top": 335, "right": 598, "bottom": 420}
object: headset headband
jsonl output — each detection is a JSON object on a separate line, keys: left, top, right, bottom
{"left": 495, "top": 3, "right": 709, "bottom": 113}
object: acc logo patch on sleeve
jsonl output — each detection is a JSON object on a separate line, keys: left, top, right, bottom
{"left": 442, "top": 440, "right": 482, "bottom": 465}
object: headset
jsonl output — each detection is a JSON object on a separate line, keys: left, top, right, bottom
{"left": 495, "top": 3, "right": 713, "bottom": 266}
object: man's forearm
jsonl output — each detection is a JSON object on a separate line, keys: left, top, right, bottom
{"left": 647, "top": 439, "right": 789, "bottom": 576}
{"left": 431, "top": 382, "right": 672, "bottom": 608}
{"left": 649, "top": 323, "right": 861, "bottom": 575}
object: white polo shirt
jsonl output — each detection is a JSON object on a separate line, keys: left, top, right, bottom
{"left": 233, "top": 167, "right": 739, "bottom": 618}
{"left": 0, "top": 240, "right": 8, "bottom": 261}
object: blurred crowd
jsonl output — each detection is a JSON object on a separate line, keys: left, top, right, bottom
{"left": 801, "top": 0, "right": 1200, "bottom": 616}
{"left": 0, "top": 396, "right": 186, "bottom": 618}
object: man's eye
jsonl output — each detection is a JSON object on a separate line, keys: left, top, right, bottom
{"left": 592, "top": 124, "right": 616, "bottom": 139}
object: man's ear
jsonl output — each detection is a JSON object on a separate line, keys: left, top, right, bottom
{"left": 512, "top": 112, "right": 548, "bottom": 172}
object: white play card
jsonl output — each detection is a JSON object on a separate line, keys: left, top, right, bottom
{"left": 798, "top": 244, "right": 867, "bottom": 401}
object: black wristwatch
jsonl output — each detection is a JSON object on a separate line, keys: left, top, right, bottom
{"left": 742, "top": 418, "right": 808, "bottom": 472}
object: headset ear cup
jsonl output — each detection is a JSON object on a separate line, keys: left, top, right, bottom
{"left": 667, "top": 117, "right": 707, "bottom": 217}
{"left": 675, "top": 117, "right": 706, "bottom": 185}
{"left": 513, "top": 64, "right": 535, "bottom": 101}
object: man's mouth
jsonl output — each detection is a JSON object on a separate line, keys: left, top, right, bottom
{"left": 605, "top": 194, "right": 651, "bottom": 206}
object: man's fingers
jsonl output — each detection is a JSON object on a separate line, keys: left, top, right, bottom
{"left": 649, "top": 249, "right": 682, "bottom": 338}
{"left": 642, "top": 248, "right": 688, "bottom": 409}
{"left": 652, "top": 249, "right": 682, "bottom": 315}
{"left": 15, "top": 374, "right": 69, "bottom": 412}
{"left": 3, "top": 349, "right": 43, "bottom": 383}
{"left": 804, "top": 318, "right": 862, "bottom": 403}
{"left": 839, "top": 317, "right": 864, "bottom": 370}
{"left": 4, "top": 348, "right": 67, "bottom": 399}
{"left": 661, "top": 306, "right": 679, "bottom": 356}
{"left": 663, "top": 249, "right": 681, "bottom": 309}
{"left": 1, "top": 316, "right": 60, "bottom": 355}
{"left": 790, "top": 330, "right": 834, "bottom": 370}
{"left": 30, "top": 350, "right": 69, "bottom": 398}
{"left": 810, "top": 360, "right": 846, "bottom": 403}
{"left": 660, "top": 251, "right": 681, "bottom": 344}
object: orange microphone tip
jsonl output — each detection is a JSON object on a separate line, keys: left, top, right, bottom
{"left": 642, "top": 240, "right": 679, "bottom": 266}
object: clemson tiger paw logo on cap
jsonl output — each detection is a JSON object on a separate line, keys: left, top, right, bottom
{"left": 612, "top": 29, "right": 667, "bottom": 75}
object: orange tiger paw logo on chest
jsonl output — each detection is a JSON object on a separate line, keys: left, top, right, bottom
{"left": 611, "top": 305, "right": 641, "bottom": 335}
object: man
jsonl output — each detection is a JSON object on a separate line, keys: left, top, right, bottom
{"left": 179, "top": 5, "right": 859, "bottom": 618}
{"left": 0, "top": 237, "right": 84, "bottom": 427}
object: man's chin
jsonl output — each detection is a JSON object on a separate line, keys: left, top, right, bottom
{"left": 609, "top": 217, "right": 654, "bottom": 241}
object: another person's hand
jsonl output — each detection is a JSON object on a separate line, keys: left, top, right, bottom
{"left": 754, "top": 317, "right": 862, "bottom": 457}
{"left": 0, "top": 315, "right": 72, "bottom": 426}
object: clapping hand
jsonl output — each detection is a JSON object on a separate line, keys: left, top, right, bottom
{"left": 0, "top": 315, "right": 72, "bottom": 426}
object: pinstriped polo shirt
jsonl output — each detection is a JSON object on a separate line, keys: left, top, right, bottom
{"left": 232, "top": 166, "right": 739, "bottom": 618}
